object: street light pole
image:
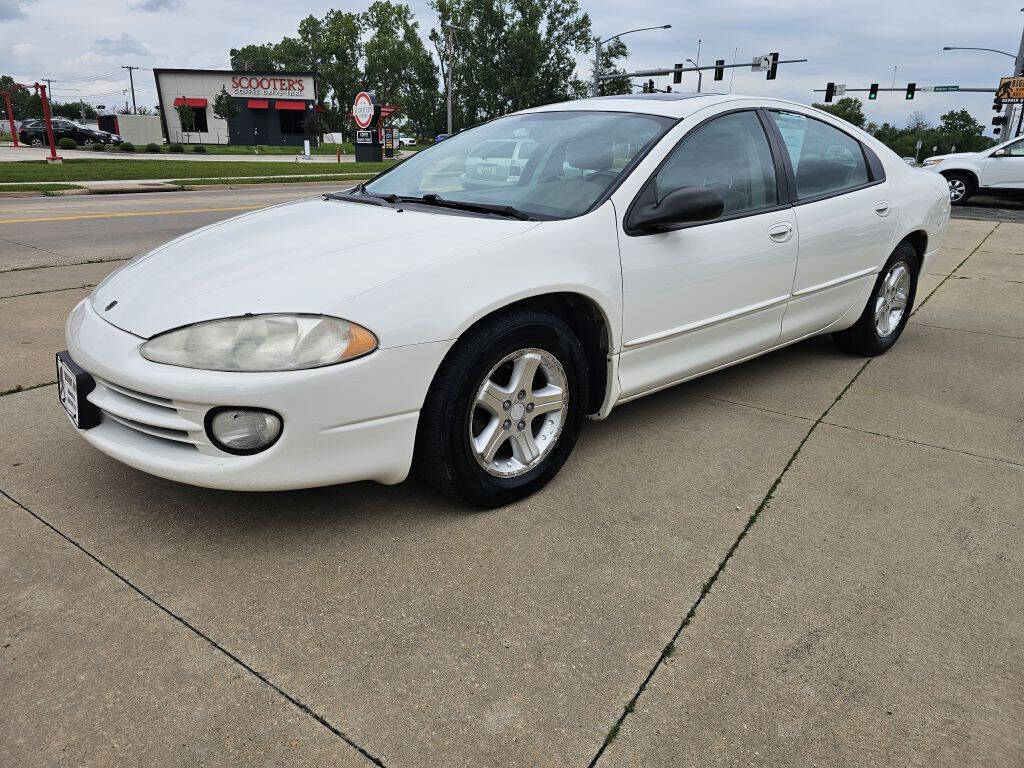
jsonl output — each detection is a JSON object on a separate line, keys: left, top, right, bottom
{"left": 444, "top": 25, "right": 467, "bottom": 135}
{"left": 686, "top": 59, "right": 702, "bottom": 92}
{"left": 943, "top": 14, "right": 1024, "bottom": 137}
{"left": 592, "top": 24, "right": 672, "bottom": 96}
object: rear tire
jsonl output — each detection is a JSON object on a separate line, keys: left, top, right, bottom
{"left": 415, "top": 309, "right": 589, "bottom": 508}
{"left": 833, "top": 243, "right": 919, "bottom": 356}
{"left": 944, "top": 172, "right": 975, "bottom": 205}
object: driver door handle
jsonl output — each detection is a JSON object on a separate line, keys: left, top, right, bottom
{"left": 767, "top": 222, "right": 793, "bottom": 243}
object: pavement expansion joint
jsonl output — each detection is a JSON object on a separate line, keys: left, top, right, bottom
{"left": 0, "top": 487, "right": 390, "bottom": 768}
{"left": 0, "top": 256, "right": 130, "bottom": 274}
{"left": 588, "top": 223, "right": 1004, "bottom": 766}
{"left": 1, "top": 380, "right": 56, "bottom": 398}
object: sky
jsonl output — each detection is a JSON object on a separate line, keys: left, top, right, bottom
{"left": 1, "top": 0, "right": 1021, "bottom": 133}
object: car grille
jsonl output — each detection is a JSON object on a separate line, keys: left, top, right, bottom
{"left": 86, "top": 376, "right": 215, "bottom": 452}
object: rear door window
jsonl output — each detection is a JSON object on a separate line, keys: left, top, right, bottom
{"left": 768, "top": 111, "right": 869, "bottom": 199}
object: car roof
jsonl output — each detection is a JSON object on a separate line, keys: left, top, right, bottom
{"left": 522, "top": 93, "right": 815, "bottom": 120}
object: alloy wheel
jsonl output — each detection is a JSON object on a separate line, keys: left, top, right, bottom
{"left": 469, "top": 348, "right": 568, "bottom": 478}
{"left": 874, "top": 261, "right": 911, "bottom": 337}
{"left": 947, "top": 178, "right": 966, "bottom": 202}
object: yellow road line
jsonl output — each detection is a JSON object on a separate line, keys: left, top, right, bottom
{"left": 0, "top": 204, "right": 263, "bottom": 224}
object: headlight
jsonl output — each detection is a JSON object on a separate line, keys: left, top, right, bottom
{"left": 922, "top": 158, "right": 942, "bottom": 167}
{"left": 140, "top": 314, "right": 377, "bottom": 371}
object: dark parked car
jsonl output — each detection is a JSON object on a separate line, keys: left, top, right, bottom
{"left": 19, "top": 117, "right": 121, "bottom": 147}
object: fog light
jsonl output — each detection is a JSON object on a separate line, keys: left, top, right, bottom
{"left": 206, "top": 408, "right": 282, "bottom": 455}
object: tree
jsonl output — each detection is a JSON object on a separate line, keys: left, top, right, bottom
{"left": 175, "top": 102, "right": 195, "bottom": 132}
{"left": 363, "top": 1, "right": 440, "bottom": 137}
{"left": 430, "top": 0, "right": 593, "bottom": 130}
{"left": 937, "top": 109, "right": 992, "bottom": 153}
{"left": 0, "top": 75, "right": 41, "bottom": 120}
{"left": 212, "top": 86, "right": 239, "bottom": 122}
{"left": 811, "top": 97, "right": 866, "bottom": 128}
{"left": 49, "top": 101, "right": 98, "bottom": 121}
{"left": 592, "top": 38, "right": 631, "bottom": 96}
{"left": 229, "top": 44, "right": 278, "bottom": 71}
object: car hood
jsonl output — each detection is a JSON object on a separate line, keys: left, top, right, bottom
{"left": 92, "top": 196, "right": 538, "bottom": 339}
{"left": 926, "top": 152, "right": 977, "bottom": 163}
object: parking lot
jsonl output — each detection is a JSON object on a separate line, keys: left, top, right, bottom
{"left": 1, "top": 187, "right": 1022, "bottom": 767}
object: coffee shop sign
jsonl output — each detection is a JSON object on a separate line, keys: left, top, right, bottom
{"left": 229, "top": 75, "right": 310, "bottom": 98}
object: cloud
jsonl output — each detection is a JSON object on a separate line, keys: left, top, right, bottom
{"left": 0, "top": 0, "right": 31, "bottom": 21}
{"left": 93, "top": 32, "right": 150, "bottom": 56}
{"left": 129, "top": 0, "right": 183, "bottom": 11}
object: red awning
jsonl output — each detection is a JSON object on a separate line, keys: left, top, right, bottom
{"left": 247, "top": 99, "right": 269, "bottom": 109}
{"left": 172, "top": 97, "right": 207, "bottom": 108}
{"left": 275, "top": 100, "right": 305, "bottom": 111}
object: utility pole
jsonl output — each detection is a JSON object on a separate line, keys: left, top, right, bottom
{"left": 593, "top": 36, "right": 602, "bottom": 98}
{"left": 122, "top": 65, "right": 138, "bottom": 115}
{"left": 446, "top": 32, "right": 454, "bottom": 135}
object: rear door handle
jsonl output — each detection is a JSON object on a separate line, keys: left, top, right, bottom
{"left": 767, "top": 223, "right": 793, "bottom": 242}
{"left": 874, "top": 200, "right": 891, "bottom": 216}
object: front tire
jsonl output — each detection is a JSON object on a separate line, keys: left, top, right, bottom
{"left": 944, "top": 172, "right": 975, "bottom": 205}
{"left": 415, "top": 309, "right": 589, "bottom": 508}
{"left": 833, "top": 243, "right": 918, "bottom": 356}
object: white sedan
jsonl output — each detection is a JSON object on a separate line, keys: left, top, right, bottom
{"left": 60, "top": 93, "right": 950, "bottom": 506}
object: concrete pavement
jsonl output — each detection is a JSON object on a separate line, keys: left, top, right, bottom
{"left": 1, "top": 195, "right": 1021, "bottom": 766}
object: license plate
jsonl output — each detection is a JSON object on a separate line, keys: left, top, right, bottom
{"left": 57, "top": 356, "right": 79, "bottom": 423}
{"left": 480, "top": 163, "right": 497, "bottom": 175}
{"left": 55, "top": 351, "right": 99, "bottom": 429}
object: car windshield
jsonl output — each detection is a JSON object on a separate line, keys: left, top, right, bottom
{"left": 364, "top": 111, "right": 674, "bottom": 220}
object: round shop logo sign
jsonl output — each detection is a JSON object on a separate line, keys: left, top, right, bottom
{"left": 352, "top": 92, "right": 375, "bottom": 129}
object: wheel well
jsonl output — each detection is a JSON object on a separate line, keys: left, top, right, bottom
{"left": 459, "top": 293, "right": 611, "bottom": 415}
{"left": 903, "top": 230, "right": 928, "bottom": 266}
{"left": 940, "top": 168, "right": 978, "bottom": 188}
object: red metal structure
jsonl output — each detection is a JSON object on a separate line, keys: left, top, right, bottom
{"left": 34, "top": 82, "right": 61, "bottom": 162}
{"left": 1, "top": 90, "right": 18, "bottom": 147}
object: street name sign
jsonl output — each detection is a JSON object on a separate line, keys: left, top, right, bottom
{"left": 933, "top": 85, "right": 959, "bottom": 92}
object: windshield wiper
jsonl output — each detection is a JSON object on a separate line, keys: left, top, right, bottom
{"left": 398, "top": 193, "right": 536, "bottom": 221}
{"left": 324, "top": 184, "right": 401, "bottom": 208}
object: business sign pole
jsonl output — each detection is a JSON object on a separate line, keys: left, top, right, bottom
{"left": 1, "top": 91, "right": 18, "bottom": 147}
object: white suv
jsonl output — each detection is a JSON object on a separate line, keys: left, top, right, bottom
{"left": 922, "top": 136, "right": 1024, "bottom": 204}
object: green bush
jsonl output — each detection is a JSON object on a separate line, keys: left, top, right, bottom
{"left": 145, "top": 143, "right": 161, "bottom": 153}
{"left": 58, "top": 137, "right": 77, "bottom": 150}
{"left": 168, "top": 143, "right": 184, "bottom": 153}
{"left": 91, "top": 142, "right": 107, "bottom": 152}
{"left": 191, "top": 144, "right": 207, "bottom": 153}
{"left": 118, "top": 142, "right": 135, "bottom": 153}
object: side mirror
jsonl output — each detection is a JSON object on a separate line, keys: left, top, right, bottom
{"left": 631, "top": 186, "right": 725, "bottom": 231}
{"left": 992, "top": 149, "right": 1007, "bottom": 157}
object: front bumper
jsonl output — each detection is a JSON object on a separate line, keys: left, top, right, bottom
{"left": 65, "top": 299, "right": 452, "bottom": 491}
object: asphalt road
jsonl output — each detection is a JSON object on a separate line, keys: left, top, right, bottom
{"left": 0, "top": 182, "right": 352, "bottom": 274}
{"left": 951, "top": 193, "right": 1024, "bottom": 222}
{"left": 1, "top": 190, "right": 1022, "bottom": 767}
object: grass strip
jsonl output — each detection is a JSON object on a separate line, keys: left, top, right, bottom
{"left": 0, "top": 158, "right": 394, "bottom": 183}
{"left": 173, "top": 175, "right": 370, "bottom": 187}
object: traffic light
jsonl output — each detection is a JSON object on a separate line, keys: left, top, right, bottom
{"left": 766, "top": 52, "right": 779, "bottom": 80}
{"left": 824, "top": 82, "right": 835, "bottom": 103}
{"left": 714, "top": 59, "right": 725, "bottom": 81}
{"left": 993, "top": 98, "right": 1003, "bottom": 111}
{"left": 869, "top": 83, "right": 879, "bottom": 100}
{"left": 673, "top": 63, "right": 683, "bottom": 85}
{"left": 905, "top": 82, "right": 916, "bottom": 100}
{"left": 993, "top": 115, "right": 1007, "bottom": 126}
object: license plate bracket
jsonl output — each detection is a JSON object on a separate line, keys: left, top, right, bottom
{"left": 56, "top": 351, "right": 100, "bottom": 429}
